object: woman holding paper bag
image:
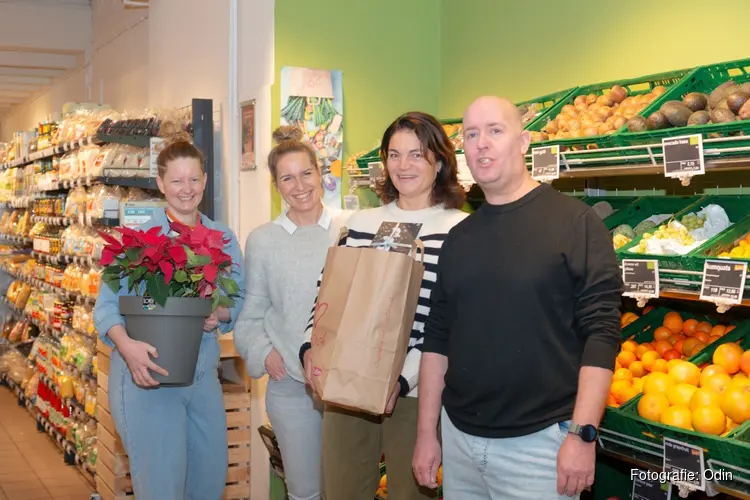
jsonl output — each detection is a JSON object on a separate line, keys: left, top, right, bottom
{"left": 299, "top": 112, "right": 469, "bottom": 500}
{"left": 233, "top": 126, "right": 350, "bottom": 500}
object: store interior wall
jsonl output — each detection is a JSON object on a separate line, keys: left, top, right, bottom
{"left": 270, "top": 0, "right": 442, "bottom": 216}
{"left": 438, "top": 0, "right": 750, "bottom": 118}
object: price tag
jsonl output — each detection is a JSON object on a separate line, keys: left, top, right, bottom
{"left": 622, "top": 259, "right": 660, "bottom": 298}
{"left": 531, "top": 146, "right": 560, "bottom": 181}
{"left": 663, "top": 437, "right": 705, "bottom": 491}
{"left": 700, "top": 259, "right": 748, "bottom": 305}
{"left": 632, "top": 473, "right": 672, "bottom": 500}
{"left": 119, "top": 201, "right": 167, "bottom": 229}
{"left": 662, "top": 135, "right": 705, "bottom": 179}
{"left": 368, "top": 161, "right": 383, "bottom": 185}
{"left": 455, "top": 153, "right": 475, "bottom": 186}
{"left": 149, "top": 137, "right": 166, "bottom": 178}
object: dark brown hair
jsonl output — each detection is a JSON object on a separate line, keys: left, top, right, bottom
{"left": 375, "top": 112, "right": 466, "bottom": 209}
{"left": 155, "top": 132, "right": 205, "bottom": 178}
{"left": 268, "top": 125, "right": 318, "bottom": 181}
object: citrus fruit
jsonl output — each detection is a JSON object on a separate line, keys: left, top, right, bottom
{"left": 641, "top": 351, "right": 661, "bottom": 371}
{"left": 667, "top": 383, "right": 698, "bottom": 407}
{"left": 690, "top": 388, "right": 721, "bottom": 411}
{"left": 638, "top": 392, "right": 670, "bottom": 422}
{"left": 652, "top": 359, "right": 669, "bottom": 374}
{"left": 661, "top": 406, "right": 692, "bottom": 430}
{"left": 629, "top": 361, "right": 646, "bottom": 378}
{"left": 711, "top": 324, "right": 726, "bottom": 337}
{"left": 643, "top": 372, "right": 673, "bottom": 395}
{"left": 632, "top": 377, "right": 644, "bottom": 393}
{"left": 668, "top": 361, "right": 701, "bottom": 386}
{"left": 700, "top": 365, "right": 729, "bottom": 386}
{"left": 621, "top": 340, "right": 638, "bottom": 353}
{"left": 713, "top": 343, "right": 744, "bottom": 374}
{"left": 653, "top": 339, "right": 673, "bottom": 356}
{"left": 663, "top": 312, "right": 683, "bottom": 334}
{"left": 721, "top": 386, "right": 750, "bottom": 424}
{"left": 702, "top": 373, "right": 732, "bottom": 394}
{"left": 662, "top": 349, "right": 680, "bottom": 362}
{"left": 613, "top": 368, "right": 633, "bottom": 383}
{"left": 636, "top": 344, "right": 654, "bottom": 360}
{"left": 692, "top": 405, "right": 726, "bottom": 435}
{"left": 696, "top": 321, "right": 713, "bottom": 334}
{"left": 740, "top": 350, "right": 750, "bottom": 375}
{"left": 682, "top": 318, "right": 698, "bottom": 337}
{"left": 654, "top": 326, "right": 673, "bottom": 342}
{"left": 616, "top": 351, "right": 637, "bottom": 369}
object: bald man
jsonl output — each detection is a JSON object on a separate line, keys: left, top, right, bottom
{"left": 412, "top": 96, "right": 623, "bottom": 499}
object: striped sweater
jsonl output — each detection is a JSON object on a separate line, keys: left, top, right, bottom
{"left": 299, "top": 200, "right": 469, "bottom": 399}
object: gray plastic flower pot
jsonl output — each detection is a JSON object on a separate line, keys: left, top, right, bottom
{"left": 119, "top": 296, "right": 212, "bottom": 387}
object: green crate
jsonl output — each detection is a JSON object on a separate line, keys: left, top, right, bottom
{"left": 609, "top": 326, "right": 750, "bottom": 485}
{"left": 606, "top": 195, "right": 703, "bottom": 238}
{"left": 616, "top": 58, "right": 750, "bottom": 150}
{"left": 526, "top": 67, "right": 693, "bottom": 154}
{"left": 690, "top": 212, "right": 750, "bottom": 265}
{"left": 617, "top": 195, "right": 750, "bottom": 270}
{"left": 619, "top": 306, "right": 741, "bottom": 347}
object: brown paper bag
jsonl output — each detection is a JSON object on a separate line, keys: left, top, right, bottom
{"left": 309, "top": 239, "right": 425, "bottom": 415}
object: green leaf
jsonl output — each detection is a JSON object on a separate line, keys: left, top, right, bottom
{"left": 102, "top": 266, "right": 122, "bottom": 293}
{"left": 146, "top": 274, "right": 170, "bottom": 308}
{"left": 216, "top": 295, "right": 235, "bottom": 308}
{"left": 190, "top": 273, "right": 204, "bottom": 283}
{"left": 185, "top": 247, "right": 211, "bottom": 266}
{"left": 174, "top": 270, "right": 188, "bottom": 283}
{"left": 124, "top": 248, "right": 141, "bottom": 264}
{"left": 219, "top": 276, "right": 239, "bottom": 295}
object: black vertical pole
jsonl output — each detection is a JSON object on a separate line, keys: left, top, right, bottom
{"left": 192, "top": 98, "right": 215, "bottom": 220}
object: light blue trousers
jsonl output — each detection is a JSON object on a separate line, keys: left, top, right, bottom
{"left": 265, "top": 374, "right": 323, "bottom": 500}
{"left": 108, "top": 335, "right": 227, "bottom": 500}
{"left": 441, "top": 408, "right": 580, "bottom": 500}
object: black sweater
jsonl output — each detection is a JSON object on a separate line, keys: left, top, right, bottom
{"left": 422, "top": 184, "right": 623, "bottom": 439}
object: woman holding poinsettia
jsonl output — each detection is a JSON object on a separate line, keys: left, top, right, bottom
{"left": 93, "top": 138, "right": 245, "bottom": 500}
{"left": 234, "top": 125, "right": 350, "bottom": 500}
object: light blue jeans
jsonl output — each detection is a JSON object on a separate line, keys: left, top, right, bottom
{"left": 108, "top": 335, "right": 227, "bottom": 500}
{"left": 441, "top": 408, "right": 580, "bottom": 500}
{"left": 265, "top": 374, "right": 323, "bottom": 500}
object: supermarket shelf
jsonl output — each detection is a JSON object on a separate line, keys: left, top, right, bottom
{"left": 555, "top": 155, "right": 750, "bottom": 179}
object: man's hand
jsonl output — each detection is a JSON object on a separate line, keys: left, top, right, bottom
{"left": 265, "top": 348, "right": 286, "bottom": 381}
{"left": 557, "top": 434, "right": 595, "bottom": 497}
{"left": 413, "top": 433, "right": 441, "bottom": 489}
{"left": 118, "top": 337, "right": 169, "bottom": 387}
{"left": 204, "top": 311, "right": 220, "bottom": 332}
{"left": 384, "top": 381, "right": 401, "bottom": 414}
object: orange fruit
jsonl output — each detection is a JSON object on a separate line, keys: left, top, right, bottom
{"left": 641, "top": 351, "right": 661, "bottom": 372}
{"left": 720, "top": 386, "right": 750, "bottom": 424}
{"left": 629, "top": 361, "right": 646, "bottom": 378}
{"left": 668, "top": 334, "right": 686, "bottom": 345}
{"left": 610, "top": 380, "right": 634, "bottom": 404}
{"left": 617, "top": 385, "right": 640, "bottom": 405}
{"left": 688, "top": 341, "right": 707, "bottom": 357}
{"left": 636, "top": 344, "right": 654, "bottom": 360}
{"left": 617, "top": 351, "right": 637, "bottom": 369}
{"left": 692, "top": 405, "right": 726, "bottom": 435}
{"left": 643, "top": 372, "right": 674, "bottom": 395}
{"left": 661, "top": 406, "right": 693, "bottom": 430}
{"left": 652, "top": 359, "right": 669, "bottom": 374}
{"left": 713, "top": 343, "right": 744, "bottom": 375}
{"left": 621, "top": 340, "right": 638, "bottom": 353}
{"left": 662, "top": 349, "right": 680, "bottom": 362}
{"left": 613, "top": 368, "right": 633, "bottom": 383}
{"left": 668, "top": 361, "right": 701, "bottom": 386}
{"left": 696, "top": 321, "right": 713, "bottom": 334}
{"left": 694, "top": 332, "right": 710, "bottom": 344}
{"left": 690, "top": 388, "right": 722, "bottom": 411}
{"left": 711, "top": 324, "right": 726, "bottom": 337}
{"left": 673, "top": 339, "right": 685, "bottom": 355}
{"left": 708, "top": 335, "right": 722, "bottom": 344}
{"left": 663, "top": 312, "right": 683, "bottom": 334}
{"left": 667, "top": 383, "right": 698, "bottom": 407}
{"left": 653, "top": 339, "right": 674, "bottom": 356}
{"left": 740, "top": 350, "right": 750, "bottom": 375}
{"left": 632, "top": 377, "right": 644, "bottom": 393}
{"left": 606, "top": 393, "right": 617, "bottom": 406}
{"left": 682, "top": 318, "right": 698, "bottom": 336}
{"left": 621, "top": 312, "right": 639, "bottom": 327}
{"left": 638, "top": 392, "right": 670, "bottom": 422}
{"left": 702, "top": 373, "right": 732, "bottom": 394}
{"left": 726, "top": 325, "right": 736, "bottom": 334}
{"left": 654, "top": 326, "right": 673, "bottom": 342}
{"left": 681, "top": 338, "right": 701, "bottom": 356}
{"left": 643, "top": 305, "right": 655, "bottom": 314}
{"left": 700, "top": 365, "right": 729, "bottom": 385}
{"left": 730, "top": 377, "right": 750, "bottom": 391}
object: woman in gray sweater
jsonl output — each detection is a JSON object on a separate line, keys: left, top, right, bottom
{"left": 233, "top": 126, "right": 350, "bottom": 500}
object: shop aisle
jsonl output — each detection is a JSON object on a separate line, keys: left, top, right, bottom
{"left": 0, "top": 388, "right": 94, "bottom": 500}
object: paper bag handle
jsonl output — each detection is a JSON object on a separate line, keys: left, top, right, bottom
{"left": 410, "top": 239, "right": 425, "bottom": 263}
{"left": 335, "top": 226, "right": 349, "bottom": 246}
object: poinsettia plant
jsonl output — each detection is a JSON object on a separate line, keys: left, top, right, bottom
{"left": 99, "top": 221, "right": 241, "bottom": 310}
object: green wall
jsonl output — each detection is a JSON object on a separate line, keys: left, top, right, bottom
{"left": 439, "top": 0, "right": 750, "bottom": 117}
{"left": 272, "top": 0, "right": 441, "bottom": 215}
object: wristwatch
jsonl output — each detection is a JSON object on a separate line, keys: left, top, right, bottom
{"left": 569, "top": 423, "right": 598, "bottom": 443}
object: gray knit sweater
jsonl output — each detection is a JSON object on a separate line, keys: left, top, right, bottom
{"left": 234, "top": 207, "right": 350, "bottom": 383}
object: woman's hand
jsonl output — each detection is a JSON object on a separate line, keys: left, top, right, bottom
{"left": 118, "top": 337, "right": 169, "bottom": 387}
{"left": 204, "top": 311, "right": 220, "bottom": 332}
{"left": 265, "top": 348, "right": 286, "bottom": 381}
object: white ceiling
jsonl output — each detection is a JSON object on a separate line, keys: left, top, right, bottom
{"left": 0, "top": 0, "right": 93, "bottom": 121}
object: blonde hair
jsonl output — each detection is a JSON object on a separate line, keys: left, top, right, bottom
{"left": 268, "top": 125, "right": 318, "bottom": 181}
{"left": 155, "top": 131, "right": 205, "bottom": 178}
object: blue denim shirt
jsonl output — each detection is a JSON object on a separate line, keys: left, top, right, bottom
{"left": 93, "top": 208, "right": 246, "bottom": 348}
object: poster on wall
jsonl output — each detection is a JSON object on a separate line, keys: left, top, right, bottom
{"left": 279, "top": 66, "right": 344, "bottom": 209}
{"left": 240, "top": 99, "right": 256, "bottom": 171}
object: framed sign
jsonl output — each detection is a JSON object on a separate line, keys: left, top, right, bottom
{"left": 240, "top": 99, "right": 256, "bottom": 171}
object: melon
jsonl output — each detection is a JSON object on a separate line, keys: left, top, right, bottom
{"left": 634, "top": 220, "right": 657, "bottom": 236}
{"left": 613, "top": 224, "right": 635, "bottom": 239}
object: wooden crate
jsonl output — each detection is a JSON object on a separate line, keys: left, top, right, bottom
{"left": 95, "top": 340, "right": 252, "bottom": 500}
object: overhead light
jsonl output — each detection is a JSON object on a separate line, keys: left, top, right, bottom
{"left": 123, "top": 0, "right": 148, "bottom": 7}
